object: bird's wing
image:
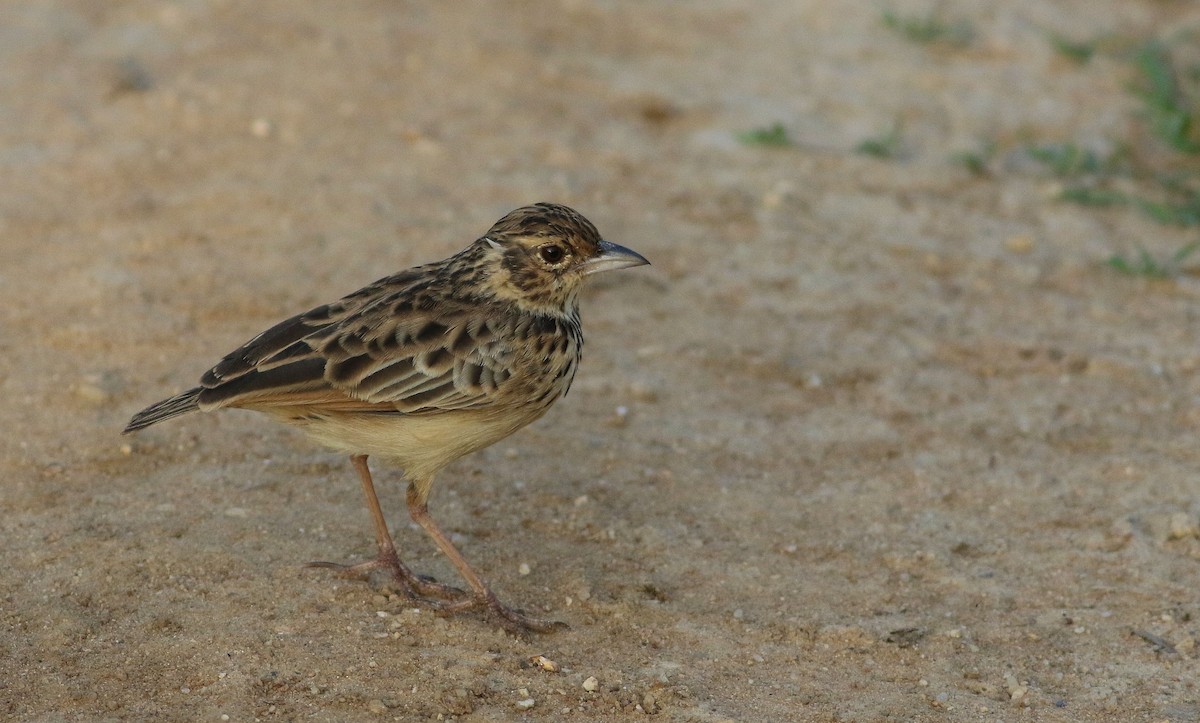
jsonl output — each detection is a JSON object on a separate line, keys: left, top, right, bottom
{"left": 196, "top": 271, "right": 515, "bottom": 415}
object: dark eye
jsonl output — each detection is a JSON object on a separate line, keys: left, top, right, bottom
{"left": 538, "top": 245, "right": 565, "bottom": 264}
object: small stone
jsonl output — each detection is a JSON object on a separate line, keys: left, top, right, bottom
{"left": 529, "top": 655, "right": 559, "bottom": 672}
{"left": 582, "top": 676, "right": 599, "bottom": 692}
{"left": 629, "top": 381, "right": 658, "bottom": 403}
{"left": 518, "top": 563, "right": 531, "bottom": 576}
{"left": 1168, "top": 512, "right": 1198, "bottom": 540}
{"left": 366, "top": 699, "right": 387, "bottom": 714}
{"left": 1005, "top": 234, "right": 1034, "bottom": 254}
{"left": 75, "top": 382, "right": 110, "bottom": 403}
{"left": 515, "top": 698, "right": 535, "bottom": 710}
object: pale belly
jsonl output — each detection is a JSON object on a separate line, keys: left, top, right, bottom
{"left": 270, "top": 405, "right": 547, "bottom": 482}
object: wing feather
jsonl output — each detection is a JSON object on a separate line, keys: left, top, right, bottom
{"left": 193, "top": 268, "right": 515, "bottom": 416}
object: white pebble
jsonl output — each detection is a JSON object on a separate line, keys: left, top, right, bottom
{"left": 582, "top": 676, "right": 599, "bottom": 692}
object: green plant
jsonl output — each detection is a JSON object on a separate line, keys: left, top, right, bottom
{"left": 1049, "top": 34, "right": 1097, "bottom": 63}
{"left": 882, "top": 9, "right": 973, "bottom": 46}
{"left": 1106, "top": 241, "right": 1200, "bottom": 277}
{"left": 1131, "top": 40, "right": 1200, "bottom": 154}
{"left": 1026, "top": 143, "right": 1118, "bottom": 177}
{"left": 951, "top": 140, "right": 996, "bottom": 175}
{"left": 856, "top": 125, "right": 902, "bottom": 158}
{"left": 736, "top": 123, "right": 793, "bottom": 147}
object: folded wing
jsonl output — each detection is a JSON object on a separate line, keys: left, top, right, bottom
{"left": 195, "top": 272, "right": 513, "bottom": 415}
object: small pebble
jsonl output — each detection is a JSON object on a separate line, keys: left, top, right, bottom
{"left": 1168, "top": 512, "right": 1198, "bottom": 540}
{"left": 75, "top": 382, "right": 110, "bottom": 403}
{"left": 1005, "top": 234, "right": 1034, "bottom": 254}
{"left": 518, "top": 563, "right": 531, "bottom": 576}
{"left": 582, "top": 676, "right": 599, "bottom": 692}
{"left": 366, "top": 699, "right": 387, "bottom": 714}
{"left": 515, "top": 698, "right": 535, "bottom": 710}
{"left": 629, "top": 381, "right": 658, "bottom": 403}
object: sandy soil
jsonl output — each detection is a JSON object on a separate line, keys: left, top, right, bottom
{"left": 5, "top": 1, "right": 1200, "bottom": 720}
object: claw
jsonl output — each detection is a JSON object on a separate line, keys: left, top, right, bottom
{"left": 435, "top": 590, "right": 567, "bottom": 634}
{"left": 306, "top": 555, "right": 467, "bottom": 607}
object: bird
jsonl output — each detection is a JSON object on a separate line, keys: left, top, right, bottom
{"left": 123, "top": 202, "right": 649, "bottom": 633}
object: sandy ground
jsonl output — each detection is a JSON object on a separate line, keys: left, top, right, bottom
{"left": 5, "top": 1, "right": 1200, "bottom": 720}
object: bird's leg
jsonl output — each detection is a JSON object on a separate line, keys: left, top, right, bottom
{"left": 307, "top": 455, "right": 465, "bottom": 603}
{"left": 406, "top": 481, "right": 567, "bottom": 634}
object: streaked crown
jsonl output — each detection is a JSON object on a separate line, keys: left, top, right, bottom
{"left": 474, "top": 203, "right": 648, "bottom": 312}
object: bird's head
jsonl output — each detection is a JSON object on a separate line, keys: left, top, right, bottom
{"left": 476, "top": 203, "right": 649, "bottom": 313}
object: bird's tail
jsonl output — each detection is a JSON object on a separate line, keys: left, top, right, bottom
{"left": 123, "top": 387, "right": 203, "bottom": 433}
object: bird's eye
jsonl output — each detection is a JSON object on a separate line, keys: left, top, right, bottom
{"left": 538, "top": 245, "right": 565, "bottom": 264}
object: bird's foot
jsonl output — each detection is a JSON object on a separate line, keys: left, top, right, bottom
{"left": 440, "top": 590, "right": 568, "bottom": 635}
{"left": 306, "top": 550, "right": 467, "bottom": 604}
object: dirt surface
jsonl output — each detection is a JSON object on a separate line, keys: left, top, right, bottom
{"left": 6, "top": 1, "right": 1200, "bottom": 720}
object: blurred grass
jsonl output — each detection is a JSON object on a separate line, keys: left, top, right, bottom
{"left": 736, "top": 123, "right": 793, "bottom": 147}
{"left": 881, "top": 9, "right": 973, "bottom": 47}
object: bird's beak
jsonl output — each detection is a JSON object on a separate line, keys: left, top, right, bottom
{"left": 582, "top": 240, "right": 650, "bottom": 276}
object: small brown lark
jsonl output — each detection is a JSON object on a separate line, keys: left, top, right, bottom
{"left": 124, "top": 203, "right": 649, "bottom": 632}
